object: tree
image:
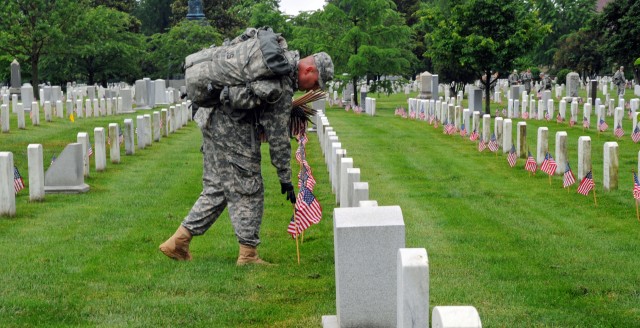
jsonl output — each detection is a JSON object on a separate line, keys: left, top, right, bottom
{"left": 145, "top": 20, "right": 223, "bottom": 79}
{"left": 170, "top": 0, "right": 246, "bottom": 38}
{"left": 553, "top": 28, "right": 604, "bottom": 81}
{"left": 423, "top": 0, "right": 548, "bottom": 115}
{"left": 0, "top": 0, "right": 84, "bottom": 91}
{"left": 57, "top": 6, "right": 144, "bottom": 85}
{"left": 133, "top": 0, "right": 172, "bottom": 35}
{"left": 526, "top": 0, "right": 597, "bottom": 66}
{"left": 292, "top": 0, "right": 414, "bottom": 104}
{"left": 90, "top": 0, "right": 137, "bottom": 13}
{"left": 248, "top": 2, "right": 291, "bottom": 38}
{"left": 593, "top": 0, "right": 640, "bottom": 82}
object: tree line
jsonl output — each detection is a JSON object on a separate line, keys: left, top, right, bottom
{"left": 0, "top": 0, "right": 638, "bottom": 105}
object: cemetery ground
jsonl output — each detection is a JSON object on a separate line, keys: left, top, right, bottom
{"left": 1, "top": 89, "right": 640, "bottom": 326}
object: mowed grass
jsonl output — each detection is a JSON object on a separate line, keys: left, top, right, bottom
{"left": 0, "top": 87, "right": 639, "bottom": 327}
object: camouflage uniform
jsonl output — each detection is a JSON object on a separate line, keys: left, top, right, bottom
{"left": 521, "top": 71, "right": 532, "bottom": 93}
{"left": 508, "top": 72, "right": 520, "bottom": 86}
{"left": 181, "top": 57, "right": 297, "bottom": 247}
{"left": 613, "top": 69, "right": 626, "bottom": 97}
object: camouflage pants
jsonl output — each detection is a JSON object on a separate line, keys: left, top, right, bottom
{"left": 617, "top": 84, "right": 625, "bottom": 97}
{"left": 182, "top": 108, "right": 264, "bottom": 247}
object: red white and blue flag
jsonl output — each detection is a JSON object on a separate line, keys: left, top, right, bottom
{"left": 634, "top": 172, "right": 640, "bottom": 200}
{"left": 488, "top": 133, "right": 499, "bottom": 152}
{"left": 507, "top": 145, "right": 517, "bottom": 167}
{"left": 563, "top": 162, "right": 576, "bottom": 188}
{"left": 577, "top": 171, "right": 595, "bottom": 195}
{"left": 525, "top": 151, "right": 537, "bottom": 173}
{"left": 540, "top": 152, "right": 558, "bottom": 176}
{"left": 615, "top": 123, "right": 624, "bottom": 138}
{"left": 13, "top": 165, "right": 25, "bottom": 194}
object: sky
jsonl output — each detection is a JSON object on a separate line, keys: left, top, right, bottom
{"left": 279, "top": 0, "right": 326, "bottom": 16}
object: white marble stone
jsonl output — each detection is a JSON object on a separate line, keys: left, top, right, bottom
{"left": 482, "top": 115, "right": 491, "bottom": 143}
{"left": 56, "top": 100, "right": 63, "bottom": 119}
{"left": 31, "top": 101, "right": 40, "bottom": 126}
{"left": 143, "top": 114, "right": 152, "bottom": 147}
{"left": 1, "top": 104, "right": 9, "bottom": 133}
{"left": 77, "top": 132, "right": 90, "bottom": 177}
{"left": 347, "top": 168, "right": 361, "bottom": 207}
{"left": 359, "top": 200, "right": 378, "bottom": 207}
{"left": 108, "top": 123, "right": 120, "bottom": 164}
{"left": 502, "top": 119, "right": 512, "bottom": 153}
{"left": 27, "top": 144, "right": 45, "bottom": 201}
{"left": 331, "top": 206, "right": 405, "bottom": 328}
{"left": 44, "top": 143, "right": 90, "bottom": 194}
{"left": 44, "top": 101, "right": 52, "bottom": 122}
{"left": 517, "top": 122, "right": 527, "bottom": 158}
{"left": 397, "top": 248, "right": 429, "bottom": 328}
{"left": 329, "top": 142, "right": 341, "bottom": 190}
{"left": 432, "top": 306, "right": 482, "bottom": 328}
{"left": 153, "top": 111, "right": 161, "bottom": 142}
{"left": 537, "top": 127, "right": 549, "bottom": 165}
{"left": 0, "top": 152, "right": 16, "bottom": 216}
{"left": 555, "top": 131, "right": 568, "bottom": 175}
{"left": 353, "top": 182, "right": 369, "bottom": 205}
{"left": 578, "top": 136, "right": 591, "bottom": 181}
{"left": 94, "top": 128, "right": 107, "bottom": 172}
{"left": 603, "top": 142, "right": 619, "bottom": 191}
{"left": 161, "top": 109, "right": 169, "bottom": 137}
{"left": 339, "top": 157, "right": 353, "bottom": 207}
{"left": 136, "top": 115, "right": 145, "bottom": 150}
{"left": 333, "top": 149, "right": 346, "bottom": 196}
{"left": 124, "top": 119, "right": 135, "bottom": 155}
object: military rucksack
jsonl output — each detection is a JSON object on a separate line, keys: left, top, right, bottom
{"left": 184, "top": 27, "right": 293, "bottom": 107}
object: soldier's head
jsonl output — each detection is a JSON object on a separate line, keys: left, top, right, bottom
{"left": 620, "top": 66, "right": 624, "bottom": 72}
{"left": 513, "top": 69, "right": 517, "bottom": 74}
{"left": 298, "top": 52, "right": 334, "bottom": 91}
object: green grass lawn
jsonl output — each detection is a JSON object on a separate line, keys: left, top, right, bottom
{"left": 1, "top": 88, "right": 639, "bottom": 327}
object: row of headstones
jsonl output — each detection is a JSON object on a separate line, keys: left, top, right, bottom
{"left": 409, "top": 93, "right": 640, "bottom": 139}
{"left": 0, "top": 96, "right": 186, "bottom": 133}
{"left": 475, "top": 114, "right": 623, "bottom": 191}
{"left": 0, "top": 105, "right": 192, "bottom": 217}
{"left": 315, "top": 111, "right": 482, "bottom": 327}
{"left": 501, "top": 90, "right": 639, "bottom": 122}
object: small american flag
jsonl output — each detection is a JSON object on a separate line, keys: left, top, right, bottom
{"left": 459, "top": 124, "right": 467, "bottom": 137}
{"left": 409, "top": 111, "right": 415, "bottom": 119}
{"left": 433, "top": 118, "right": 439, "bottom": 129}
{"left": 632, "top": 125, "right": 640, "bottom": 143}
{"left": 582, "top": 116, "right": 590, "bottom": 129}
{"left": 523, "top": 112, "right": 529, "bottom": 119}
{"left": 556, "top": 113, "right": 563, "bottom": 123}
{"left": 634, "top": 172, "right": 640, "bottom": 200}
{"left": 469, "top": 129, "right": 479, "bottom": 141}
{"left": 502, "top": 109, "right": 507, "bottom": 117}
{"left": 478, "top": 138, "right": 487, "bottom": 152}
{"left": 569, "top": 118, "right": 576, "bottom": 127}
{"left": 287, "top": 214, "right": 310, "bottom": 238}
{"left": 14, "top": 165, "right": 25, "bottom": 194}
{"left": 294, "top": 186, "right": 322, "bottom": 225}
{"left": 507, "top": 145, "right": 517, "bottom": 167}
{"left": 419, "top": 112, "right": 425, "bottom": 120}
{"left": 544, "top": 110, "right": 550, "bottom": 121}
{"left": 563, "top": 162, "right": 576, "bottom": 188}
{"left": 577, "top": 171, "right": 595, "bottom": 195}
{"left": 614, "top": 124, "right": 624, "bottom": 138}
{"left": 598, "top": 118, "right": 608, "bottom": 132}
{"left": 488, "top": 133, "right": 499, "bottom": 152}
{"left": 88, "top": 145, "right": 93, "bottom": 157}
{"left": 525, "top": 151, "right": 537, "bottom": 173}
{"left": 540, "top": 152, "right": 558, "bottom": 176}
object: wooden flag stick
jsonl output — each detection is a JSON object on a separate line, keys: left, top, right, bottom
{"left": 292, "top": 208, "right": 300, "bottom": 264}
{"left": 548, "top": 174, "right": 552, "bottom": 185}
{"left": 635, "top": 199, "right": 639, "bottom": 223}
{"left": 593, "top": 188, "right": 598, "bottom": 207}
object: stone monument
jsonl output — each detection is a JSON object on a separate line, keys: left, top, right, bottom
{"left": 418, "top": 71, "right": 432, "bottom": 99}
{"left": 9, "top": 59, "right": 21, "bottom": 96}
{"left": 186, "top": 0, "right": 206, "bottom": 20}
{"left": 566, "top": 72, "right": 579, "bottom": 98}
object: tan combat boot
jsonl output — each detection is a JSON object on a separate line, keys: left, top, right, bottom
{"left": 159, "top": 226, "right": 192, "bottom": 261}
{"left": 236, "top": 244, "right": 272, "bottom": 265}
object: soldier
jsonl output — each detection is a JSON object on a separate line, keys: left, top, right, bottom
{"left": 508, "top": 69, "right": 520, "bottom": 87}
{"left": 159, "top": 46, "right": 334, "bottom": 264}
{"left": 538, "top": 72, "right": 552, "bottom": 93}
{"left": 613, "top": 66, "right": 626, "bottom": 97}
{"left": 521, "top": 68, "right": 533, "bottom": 94}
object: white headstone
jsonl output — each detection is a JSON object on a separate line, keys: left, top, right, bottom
{"left": 397, "top": 248, "right": 429, "bottom": 328}
{"left": 77, "top": 132, "right": 90, "bottom": 177}
{"left": 502, "top": 119, "right": 512, "bottom": 153}
{"left": 27, "top": 144, "right": 45, "bottom": 201}
{"left": 517, "top": 122, "right": 527, "bottom": 157}
{"left": 94, "top": 128, "right": 106, "bottom": 172}
{"left": 0, "top": 152, "right": 16, "bottom": 216}
{"left": 537, "top": 127, "right": 549, "bottom": 165}
{"left": 603, "top": 142, "right": 619, "bottom": 191}
{"left": 555, "top": 131, "right": 568, "bottom": 175}
{"left": 339, "top": 158, "right": 354, "bottom": 207}
{"left": 108, "top": 123, "right": 120, "bottom": 164}
{"left": 124, "top": 119, "right": 135, "bottom": 155}
{"left": 578, "top": 136, "right": 591, "bottom": 181}
{"left": 432, "top": 306, "right": 482, "bottom": 328}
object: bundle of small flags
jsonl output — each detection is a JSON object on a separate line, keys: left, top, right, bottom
{"left": 287, "top": 134, "right": 322, "bottom": 238}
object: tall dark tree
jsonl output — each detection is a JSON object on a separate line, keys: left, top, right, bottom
{"left": 424, "top": 0, "right": 548, "bottom": 115}
{"left": 0, "top": 0, "right": 84, "bottom": 91}
{"left": 133, "top": 0, "right": 172, "bottom": 35}
{"left": 553, "top": 28, "right": 604, "bottom": 80}
{"left": 593, "top": 0, "right": 640, "bottom": 81}
{"left": 91, "top": 0, "right": 136, "bottom": 12}
{"left": 526, "top": 0, "right": 597, "bottom": 66}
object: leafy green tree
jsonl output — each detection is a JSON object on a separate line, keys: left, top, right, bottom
{"left": 55, "top": 6, "right": 144, "bottom": 85}
{"left": 170, "top": 0, "right": 246, "bottom": 38}
{"left": 248, "top": 2, "right": 292, "bottom": 38}
{"left": 0, "top": 0, "right": 84, "bottom": 90}
{"left": 553, "top": 28, "right": 604, "bottom": 81}
{"left": 424, "top": 0, "right": 548, "bottom": 114}
{"left": 133, "top": 0, "right": 172, "bottom": 35}
{"left": 526, "top": 0, "right": 597, "bottom": 66}
{"left": 292, "top": 0, "right": 414, "bottom": 104}
{"left": 91, "top": 0, "right": 136, "bottom": 13}
{"left": 593, "top": 0, "right": 640, "bottom": 81}
{"left": 145, "top": 20, "right": 222, "bottom": 79}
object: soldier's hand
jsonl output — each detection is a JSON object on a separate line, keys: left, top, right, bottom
{"left": 281, "top": 182, "right": 296, "bottom": 204}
